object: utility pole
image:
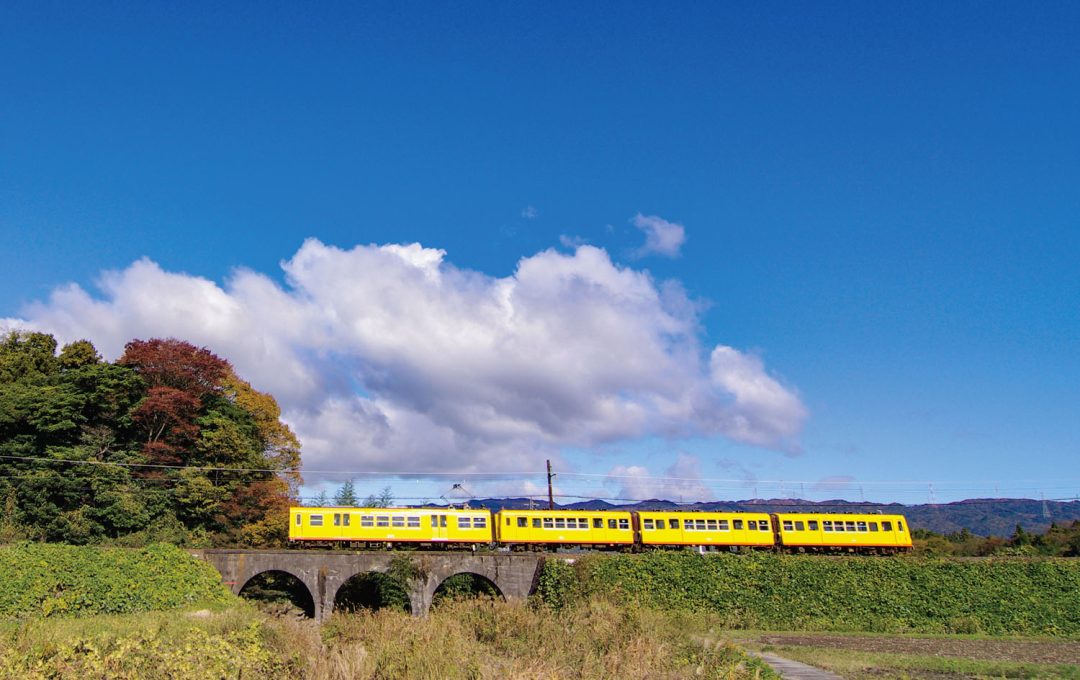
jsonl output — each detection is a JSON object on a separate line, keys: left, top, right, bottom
{"left": 546, "top": 459, "right": 555, "bottom": 510}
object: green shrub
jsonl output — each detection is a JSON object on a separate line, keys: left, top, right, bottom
{"left": 539, "top": 552, "right": 1080, "bottom": 636}
{"left": 0, "top": 542, "right": 234, "bottom": 617}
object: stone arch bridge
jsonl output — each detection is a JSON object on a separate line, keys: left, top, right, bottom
{"left": 190, "top": 550, "right": 547, "bottom": 620}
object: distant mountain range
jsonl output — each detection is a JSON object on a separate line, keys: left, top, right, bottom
{"left": 463, "top": 497, "right": 1080, "bottom": 537}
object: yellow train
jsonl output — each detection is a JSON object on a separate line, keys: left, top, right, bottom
{"left": 290, "top": 506, "right": 912, "bottom": 553}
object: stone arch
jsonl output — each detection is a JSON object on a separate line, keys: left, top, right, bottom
{"left": 333, "top": 569, "right": 412, "bottom": 614}
{"left": 431, "top": 571, "right": 504, "bottom": 607}
{"left": 238, "top": 569, "right": 316, "bottom": 618}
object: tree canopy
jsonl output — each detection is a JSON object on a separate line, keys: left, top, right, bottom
{"left": 0, "top": 330, "right": 302, "bottom": 547}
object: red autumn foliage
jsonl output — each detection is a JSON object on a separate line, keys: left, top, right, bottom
{"left": 130, "top": 386, "right": 201, "bottom": 463}
{"left": 220, "top": 478, "right": 292, "bottom": 525}
{"left": 119, "top": 338, "right": 230, "bottom": 398}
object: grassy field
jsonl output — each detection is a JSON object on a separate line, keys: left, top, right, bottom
{"left": 6, "top": 545, "right": 1080, "bottom": 678}
{"left": 724, "top": 630, "right": 1080, "bottom": 679}
{"left": 0, "top": 597, "right": 779, "bottom": 679}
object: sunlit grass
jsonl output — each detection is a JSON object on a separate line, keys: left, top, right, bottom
{"left": 762, "top": 645, "right": 1080, "bottom": 679}
{"left": 0, "top": 598, "right": 778, "bottom": 679}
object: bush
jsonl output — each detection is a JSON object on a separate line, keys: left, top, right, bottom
{"left": 538, "top": 552, "right": 1080, "bottom": 636}
{"left": 0, "top": 543, "right": 233, "bottom": 617}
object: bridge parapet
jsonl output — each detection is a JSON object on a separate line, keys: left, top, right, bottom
{"left": 190, "top": 550, "right": 547, "bottom": 620}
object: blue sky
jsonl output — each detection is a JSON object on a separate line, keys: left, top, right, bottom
{"left": 2, "top": 2, "right": 1078, "bottom": 504}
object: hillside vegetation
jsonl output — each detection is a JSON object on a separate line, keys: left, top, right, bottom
{"left": 0, "top": 543, "right": 233, "bottom": 617}
{"left": 0, "top": 331, "right": 300, "bottom": 547}
{"left": 538, "top": 552, "right": 1080, "bottom": 636}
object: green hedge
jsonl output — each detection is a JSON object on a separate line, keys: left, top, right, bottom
{"left": 0, "top": 543, "right": 234, "bottom": 617}
{"left": 540, "top": 552, "right": 1080, "bottom": 636}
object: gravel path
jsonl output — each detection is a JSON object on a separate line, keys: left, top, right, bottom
{"left": 756, "top": 653, "right": 846, "bottom": 679}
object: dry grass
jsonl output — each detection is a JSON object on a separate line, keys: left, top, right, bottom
{"left": 0, "top": 598, "right": 777, "bottom": 679}
{"left": 268, "top": 597, "right": 778, "bottom": 679}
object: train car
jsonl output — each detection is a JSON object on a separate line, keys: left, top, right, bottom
{"left": 495, "top": 509, "right": 635, "bottom": 549}
{"left": 289, "top": 506, "right": 493, "bottom": 547}
{"left": 638, "top": 511, "right": 775, "bottom": 549}
{"left": 773, "top": 512, "right": 912, "bottom": 553}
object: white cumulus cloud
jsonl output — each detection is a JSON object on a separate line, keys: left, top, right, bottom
{"left": 4, "top": 238, "right": 807, "bottom": 480}
{"left": 631, "top": 213, "right": 686, "bottom": 258}
{"left": 607, "top": 453, "right": 713, "bottom": 502}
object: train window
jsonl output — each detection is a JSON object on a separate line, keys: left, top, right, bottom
{"left": 718, "top": 520, "right": 729, "bottom": 531}
{"left": 431, "top": 516, "right": 439, "bottom": 528}
{"left": 643, "top": 519, "right": 655, "bottom": 530}
{"left": 310, "top": 514, "right": 323, "bottom": 527}
{"left": 408, "top": 517, "right": 420, "bottom": 528}
{"left": 440, "top": 515, "right": 447, "bottom": 527}
{"left": 898, "top": 522, "right": 904, "bottom": 532}
{"left": 554, "top": 518, "right": 565, "bottom": 529}
{"left": 295, "top": 514, "right": 301, "bottom": 526}
{"left": 517, "top": 517, "right": 527, "bottom": 528}
{"left": 748, "top": 520, "right": 757, "bottom": 530}
{"left": 533, "top": 518, "right": 541, "bottom": 528}
{"left": 333, "top": 514, "right": 340, "bottom": 526}
{"left": 845, "top": 521, "right": 856, "bottom": 532}
{"left": 857, "top": 522, "right": 867, "bottom": 532}
{"left": 795, "top": 521, "right": 805, "bottom": 531}
{"left": 761, "top": 523, "right": 770, "bottom": 531}
{"left": 362, "top": 516, "right": 374, "bottom": 527}
{"left": 684, "top": 521, "right": 694, "bottom": 531}
{"left": 608, "top": 519, "right": 617, "bottom": 529}
{"left": 543, "top": 518, "right": 554, "bottom": 529}
{"left": 707, "top": 520, "right": 718, "bottom": 531}
{"left": 618, "top": 519, "right": 629, "bottom": 530}
{"left": 343, "top": 514, "right": 351, "bottom": 527}
{"left": 835, "top": 522, "right": 845, "bottom": 532}
{"left": 808, "top": 521, "right": 819, "bottom": 531}
{"left": 782, "top": 521, "right": 794, "bottom": 531}
{"left": 697, "top": 520, "right": 708, "bottom": 531}
{"left": 475, "top": 516, "right": 487, "bottom": 528}
{"left": 882, "top": 521, "right": 893, "bottom": 531}
{"left": 593, "top": 518, "right": 603, "bottom": 528}
{"left": 459, "top": 517, "right": 472, "bottom": 529}
{"left": 869, "top": 522, "right": 878, "bottom": 531}
{"left": 377, "top": 516, "right": 389, "bottom": 527}
{"left": 656, "top": 519, "right": 666, "bottom": 530}
{"left": 392, "top": 516, "right": 404, "bottom": 527}
{"left": 670, "top": 518, "right": 679, "bottom": 529}
{"left": 823, "top": 521, "right": 833, "bottom": 532}
{"left": 733, "top": 520, "right": 743, "bottom": 530}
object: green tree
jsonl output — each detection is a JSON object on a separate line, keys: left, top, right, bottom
{"left": 58, "top": 339, "right": 101, "bottom": 370}
{"left": 363, "top": 486, "right": 394, "bottom": 508}
{"left": 334, "top": 479, "right": 358, "bottom": 506}
{"left": 0, "top": 330, "right": 59, "bottom": 382}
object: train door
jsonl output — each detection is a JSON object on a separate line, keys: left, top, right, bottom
{"left": 430, "top": 513, "right": 449, "bottom": 541}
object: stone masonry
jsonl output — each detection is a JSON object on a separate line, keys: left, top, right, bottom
{"left": 190, "top": 549, "right": 547, "bottom": 620}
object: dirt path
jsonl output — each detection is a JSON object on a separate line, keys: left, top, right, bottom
{"left": 752, "top": 633, "right": 1080, "bottom": 665}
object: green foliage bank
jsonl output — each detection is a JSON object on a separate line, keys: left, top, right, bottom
{"left": 0, "top": 543, "right": 233, "bottom": 617}
{"left": 538, "top": 552, "right": 1080, "bottom": 636}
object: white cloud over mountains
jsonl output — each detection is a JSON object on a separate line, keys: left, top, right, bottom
{"left": 607, "top": 453, "right": 714, "bottom": 502}
{"left": 4, "top": 238, "right": 806, "bottom": 479}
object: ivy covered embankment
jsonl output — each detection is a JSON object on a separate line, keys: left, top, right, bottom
{"left": 0, "top": 543, "right": 233, "bottom": 617}
{"left": 536, "top": 552, "right": 1080, "bottom": 636}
